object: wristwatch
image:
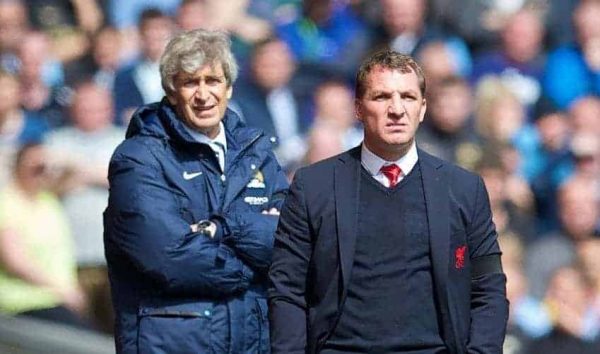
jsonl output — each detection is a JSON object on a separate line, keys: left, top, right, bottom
{"left": 192, "top": 220, "right": 217, "bottom": 238}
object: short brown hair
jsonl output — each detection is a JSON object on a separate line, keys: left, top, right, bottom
{"left": 355, "top": 50, "right": 426, "bottom": 98}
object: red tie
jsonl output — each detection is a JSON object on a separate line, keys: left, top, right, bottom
{"left": 380, "top": 164, "right": 402, "bottom": 188}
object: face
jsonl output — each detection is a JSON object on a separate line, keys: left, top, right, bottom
{"left": 140, "top": 17, "right": 173, "bottom": 62}
{"left": 502, "top": 10, "right": 543, "bottom": 63}
{"left": 0, "top": 75, "right": 20, "bottom": 115}
{"left": 252, "top": 41, "right": 294, "bottom": 91}
{"left": 429, "top": 83, "right": 472, "bottom": 133}
{"left": 574, "top": 1, "right": 600, "bottom": 44}
{"left": 15, "top": 145, "right": 48, "bottom": 193}
{"left": 356, "top": 66, "right": 426, "bottom": 160}
{"left": 71, "top": 85, "right": 113, "bottom": 132}
{"left": 381, "top": 0, "right": 425, "bottom": 35}
{"left": 167, "top": 63, "right": 232, "bottom": 138}
{"left": 93, "top": 28, "right": 122, "bottom": 70}
{"left": 315, "top": 83, "right": 354, "bottom": 129}
{"left": 0, "top": 2, "right": 27, "bottom": 52}
{"left": 559, "top": 181, "right": 599, "bottom": 240}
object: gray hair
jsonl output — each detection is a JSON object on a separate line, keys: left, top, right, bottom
{"left": 159, "top": 29, "right": 238, "bottom": 94}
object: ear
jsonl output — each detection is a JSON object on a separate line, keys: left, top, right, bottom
{"left": 226, "top": 85, "right": 233, "bottom": 99}
{"left": 355, "top": 99, "right": 363, "bottom": 122}
{"left": 419, "top": 98, "right": 427, "bottom": 123}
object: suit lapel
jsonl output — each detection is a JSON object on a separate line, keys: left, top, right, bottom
{"left": 335, "top": 147, "right": 362, "bottom": 301}
{"left": 419, "top": 149, "right": 459, "bottom": 353}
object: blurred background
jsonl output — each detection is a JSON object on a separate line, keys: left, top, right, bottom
{"left": 0, "top": 0, "right": 599, "bottom": 353}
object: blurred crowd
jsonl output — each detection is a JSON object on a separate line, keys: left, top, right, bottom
{"left": 0, "top": 0, "right": 599, "bottom": 353}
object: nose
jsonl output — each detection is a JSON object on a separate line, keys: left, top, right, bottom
{"left": 388, "top": 94, "right": 405, "bottom": 116}
{"left": 194, "top": 82, "right": 210, "bottom": 101}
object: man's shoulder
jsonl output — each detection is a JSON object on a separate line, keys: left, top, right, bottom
{"left": 419, "top": 149, "right": 479, "bottom": 179}
{"left": 110, "top": 134, "right": 163, "bottom": 166}
{"left": 418, "top": 149, "right": 482, "bottom": 196}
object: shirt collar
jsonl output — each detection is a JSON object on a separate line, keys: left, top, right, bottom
{"left": 183, "top": 122, "right": 227, "bottom": 152}
{"left": 361, "top": 141, "right": 418, "bottom": 177}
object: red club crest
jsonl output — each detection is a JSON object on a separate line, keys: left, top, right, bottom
{"left": 455, "top": 245, "right": 467, "bottom": 269}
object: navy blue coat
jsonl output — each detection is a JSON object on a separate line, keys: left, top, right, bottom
{"left": 104, "top": 98, "right": 288, "bottom": 353}
{"left": 269, "top": 147, "right": 508, "bottom": 354}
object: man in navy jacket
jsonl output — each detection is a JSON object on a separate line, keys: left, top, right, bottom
{"left": 269, "top": 51, "right": 508, "bottom": 353}
{"left": 104, "top": 29, "right": 288, "bottom": 353}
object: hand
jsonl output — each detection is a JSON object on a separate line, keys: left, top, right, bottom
{"left": 261, "top": 208, "right": 280, "bottom": 216}
{"left": 190, "top": 220, "right": 217, "bottom": 238}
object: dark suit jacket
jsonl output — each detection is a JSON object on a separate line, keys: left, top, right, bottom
{"left": 113, "top": 62, "right": 144, "bottom": 125}
{"left": 232, "top": 79, "right": 311, "bottom": 139}
{"left": 268, "top": 146, "right": 508, "bottom": 354}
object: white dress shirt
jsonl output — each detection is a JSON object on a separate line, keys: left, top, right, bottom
{"left": 184, "top": 122, "right": 227, "bottom": 172}
{"left": 361, "top": 141, "right": 419, "bottom": 188}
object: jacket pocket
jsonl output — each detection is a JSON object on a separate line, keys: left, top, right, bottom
{"left": 245, "top": 297, "right": 270, "bottom": 354}
{"left": 137, "top": 301, "right": 214, "bottom": 354}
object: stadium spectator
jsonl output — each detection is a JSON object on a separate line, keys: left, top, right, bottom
{"left": 276, "top": 0, "right": 370, "bottom": 80}
{"left": 374, "top": 0, "right": 471, "bottom": 74}
{"left": 0, "top": 70, "right": 48, "bottom": 186}
{"left": 569, "top": 133, "right": 600, "bottom": 186}
{"left": 45, "top": 82, "right": 123, "bottom": 333}
{"left": 500, "top": 235, "right": 549, "bottom": 354}
{"left": 0, "top": 143, "right": 89, "bottom": 329}
{"left": 525, "top": 99, "right": 574, "bottom": 233}
{"left": 302, "top": 120, "right": 344, "bottom": 166}
{"left": 417, "top": 75, "right": 481, "bottom": 169}
{"left": 64, "top": 26, "right": 124, "bottom": 91}
{"left": 0, "top": 0, "right": 28, "bottom": 74}
{"left": 233, "top": 37, "right": 308, "bottom": 170}
{"left": 526, "top": 176, "right": 600, "bottom": 300}
{"left": 312, "top": 79, "right": 363, "bottom": 150}
{"left": 175, "top": 0, "right": 207, "bottom": 31}
{"left": 569, "top": 95, "right": 600, "bottom": 136}
{"left": 26, "top": 0, "right": 104, "bottom": 64}
{"left": 471, "top": 8, "right": 546, "bottom": 113}
{"left": 113, "top": 8, "right": 174, "bottom": 125}
{"left": 107, "top": 0, "right": 179, "bottom": 30}
{"left": 527, "top": 265, "right": 600, "bottom": 354}
{"left": 201, "top": 0, "right": 273, "bottom": 63}
{"left": 416, "top": 40, "right": 470, "bottom": 88}
{"left": 428, "top": 0, "right": 527, "bottom": 53}
{"left": 474, "top": 77, "right": 539, "bottom": 178}
{"left": 477, "top": 150, "right": 536, "bottom": 245}
{"left": 543, "top": 0, "right": 600, "bottom": 109}
{"left": 16, "top": 31, "right": 65, "bottom": 128}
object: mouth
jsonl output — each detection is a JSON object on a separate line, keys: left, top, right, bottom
{"left": 386, "top": 122, "right": 407, "bottom": 130}
{"left": 192, "top": 105, "right": 216, "bottom": 115}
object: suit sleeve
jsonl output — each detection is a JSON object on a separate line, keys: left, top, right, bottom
{"left": 219, "top": 154, "right": 290, "bottom": 274}
{"left": 467, "top": 176, "right": 509, "bottom": 354}
{"left": 268, "top": 170, "right": 311, "bottom": 354}
{"left": 104, "top": 154, "right": 254, "bottom": 297}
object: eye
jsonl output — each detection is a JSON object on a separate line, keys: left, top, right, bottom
{"left": 205, "top": 76, "right": 223, "bottom": 86}
{"left": 183, "top": 79, "right": 197, "bottom": 88}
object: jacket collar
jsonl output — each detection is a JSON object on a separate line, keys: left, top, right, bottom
{"left": 125, "top": 98, "right": 264, "bottom": 151}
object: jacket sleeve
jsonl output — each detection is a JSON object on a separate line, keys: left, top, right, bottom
{"left": 467, "top": 176, "right": 509, "bottom": 354}
{"left": 217, "top": 153, "right": 289, "bottom": 274}
{"left": 105, "top": 152, "right": 254, "bottom": 297}
{"left": 268, "top": 170, "right": 311, "bottom": 354}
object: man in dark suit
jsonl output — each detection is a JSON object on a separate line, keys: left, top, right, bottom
{"left": 269, "top": 50, "right": 508, "bottom": 354}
